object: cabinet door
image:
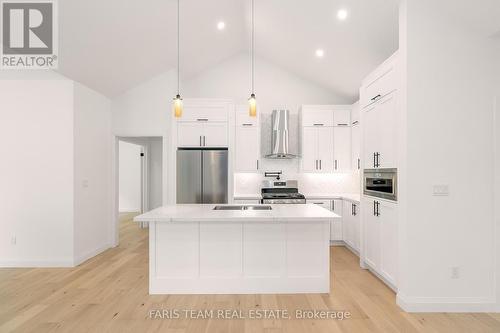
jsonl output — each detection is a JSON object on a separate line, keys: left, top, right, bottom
{"left": 301, "top": 127, "right": 319, "bottom": 172}
{"left": 334, "top": 109, "right": 351, "bottom": 126}
{"left": 362, "top": 103, "right": 378, "bottom": 169}
{"left": 333, "top": 126, "right": 351, "bottom": 172}
{"left": 203, "top": 122, "right": 228, "bottom": 147}
{"left": 351, "top": 124, "right": 361, "bottom": 170}
{"left": 180, "top": 104, "right": 228, "bottom": 122}
{"left": 342, "top": 200, "right": 353, "bottom": 248}
{"left": 235, "top": 126, "right": 260, "bottom": 172}
{"left": 363, "top": 198, "right": 380, "bottom": 269}
{"left": 178, "top": 122, "right": 204, "bottom": 147}
{"left": 352, "top": 203, "right": 360, "bottom": 251}
{"left": 376, "top": 92, "right": 397, "bottom": 168}
{"left": 331, "top": 199, "right": 343, "bottom": 241}
{"left": 379, "top": 200, "right": 398, "bottom": 287}
{"left": 317, "top": 127, "right": 334, "bottom": 172}
{"left": 301, "top": 108, "right": 334, "bottom": 127}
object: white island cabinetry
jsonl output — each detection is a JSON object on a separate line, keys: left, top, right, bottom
{"left": 135, "top": 204, "right": 336, "bottom": 294}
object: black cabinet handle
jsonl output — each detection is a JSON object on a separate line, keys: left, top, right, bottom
{"left": 313, "top": 123, "right": 324, "bottom": 126}
{"left": 352, "top": 120, "right": 359, "bottom": 125}
{"left": 335, "top": 160, "right": 338, "bottom": 170}
{"left": 376, "top": 201, "right": 380, "bottom": 217}
{"left": 256, "top": 160, "right": 259, "bottom": 170}
{"left": 197, "top": 118, "right": 209, "bottom": 121}
{"left": 371, "top": 94, "right": 381, "bottom": 101}
{"left": 315, "top": 160, "right": 318, "bottom": 170}
{"left": 337, "top": 123, "right": 348, "bottom": 126}
{"left": 320, "top": 160, "right": 322, "bottom": 170}
{"left": 353, "top": 204, "right": 357, "bottom": 216}
{"left": 373, "top": 153, "right": 376, "bottom": 168}
{"left": 373, "top": 201, "right": 376, "bottom": 216}
{"left": 357, "top": 158, "right": 360, "bottom": 170}
{"left": 242, "top": 123, "right": 253, "bottom": 126}
{"left": 332, "top": 200, "right": 335, "bottom": 211}
{"left": 199, "top": 136, "right": 202, "bottom": 146}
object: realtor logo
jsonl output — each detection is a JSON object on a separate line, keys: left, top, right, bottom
{"left": 1, "top": 0, "right": 58, "bottom": 69}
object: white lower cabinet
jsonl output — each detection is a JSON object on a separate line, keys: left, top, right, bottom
{"left": 342, "top": 200, "right": 360, "bottom": 252}
{"left": 308, "top": 200, "right": 342, "bottom": 241}
{"left": 362, "top": 197, "right": 398, "bottom": 288}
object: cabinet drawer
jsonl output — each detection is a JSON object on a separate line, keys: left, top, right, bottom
{"left": 307, "top": 200, "right": 331, "bottom": 210}
{"left": 361, "top": 53, "right": 398, "bottom": 108}
{"left": 301, "top": 108, "right": 334, "bottom": 127}
{"left": 178, "top": 104, "right": 228, "bottom": 122}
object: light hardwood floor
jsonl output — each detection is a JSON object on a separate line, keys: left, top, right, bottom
{"left": 1, "top": 215, "right": 500, "bottom": 333}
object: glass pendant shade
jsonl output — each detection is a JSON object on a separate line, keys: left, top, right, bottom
{"left": 248, "top": 93, "right": 257, "bottom": 117}
{"left": 173, "top": 94, "right": 183, "bottom": 118}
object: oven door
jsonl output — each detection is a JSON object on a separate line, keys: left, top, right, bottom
{"left": 363, "top": 168, "right": 397, "bottom": 201}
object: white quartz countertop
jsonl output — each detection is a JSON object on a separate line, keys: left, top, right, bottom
{"left": 134, "top": 204, "right": 339, "bottom": 223}
{"left": 233, "top": 193, "right": 361, "bottom": 203}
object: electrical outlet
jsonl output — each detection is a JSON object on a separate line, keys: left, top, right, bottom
{"left": 11, "top": 236, "right": 16, "bottom": 245}
{"left": 451, "top": 266, "right": 460, "bottom": 279}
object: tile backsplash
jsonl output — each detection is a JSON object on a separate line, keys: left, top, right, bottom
{"left": 234, "top": 170, "right": 361, "bottom": 196}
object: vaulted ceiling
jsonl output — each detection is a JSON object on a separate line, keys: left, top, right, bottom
{"left": 57, "top": 0, "right": 401, "bottom": 99}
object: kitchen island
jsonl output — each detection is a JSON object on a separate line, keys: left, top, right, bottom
{"left": 134, "top": 204, "right": 338, "bottom": 294}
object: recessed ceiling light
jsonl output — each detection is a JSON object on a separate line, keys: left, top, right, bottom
{"left": 337, "top": 9, "right": 348, "bottom": 21}
{"left": 315, "top": 49, "right": 325, "bottom": 58}
{"left": 217, "top": 21, "right": 226, "bottom": 30}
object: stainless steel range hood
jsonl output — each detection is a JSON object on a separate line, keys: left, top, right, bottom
{"left": 265, "top": 109, "right": 297, "bottom": 159}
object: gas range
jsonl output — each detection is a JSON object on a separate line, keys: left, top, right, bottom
{"left": 260, "top": 180, "right": 306, "bottom": 204}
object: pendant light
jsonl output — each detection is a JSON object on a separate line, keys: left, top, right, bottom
{"left": 248, "top": 0, "right": 257, "bottom": 117}
{"left": 173, "top": 0, "right": 183, "bottom": 118}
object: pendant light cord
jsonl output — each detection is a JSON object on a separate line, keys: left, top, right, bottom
{"left": 251, "top": 0, "right": 254, "bottom": 94}
{"left": 177, "top": 0, "right": 180, "bottom": 96}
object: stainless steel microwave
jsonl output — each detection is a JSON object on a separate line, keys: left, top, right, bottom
{"left": 363, "top": 168, "right": 397, "bottom": 201}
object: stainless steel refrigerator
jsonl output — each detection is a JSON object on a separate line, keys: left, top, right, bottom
{"left": 176, "top": 148, "right": 228, "bottom": 204}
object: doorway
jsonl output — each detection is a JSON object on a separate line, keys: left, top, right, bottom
{"left": 115, "top": 136, "right": 163, "bottom": 244}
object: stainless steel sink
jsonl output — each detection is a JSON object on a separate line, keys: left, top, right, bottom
{"left": 213, "top": 205, "right": 272, "bottom": 211}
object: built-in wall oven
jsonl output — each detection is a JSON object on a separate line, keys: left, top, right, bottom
{"left": 363, "top": 168, "right": 397, "bottom": 201}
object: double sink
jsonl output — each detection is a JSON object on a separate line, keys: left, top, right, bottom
{"left": 213, "top": 205, "right": 272, "bottom": 211}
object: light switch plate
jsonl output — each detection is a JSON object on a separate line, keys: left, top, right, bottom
{"left": 433, "top": 185, "right": 449, "bottom": 196}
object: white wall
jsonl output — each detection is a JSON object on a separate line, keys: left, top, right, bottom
{"left": 118, "top": 141, "right": 142, "bottom": 212}
{"left": 0, "top": 78, "right": 75, "bottom": 266}
{"left": 73, "top": 82, "right": 113, "bottom": 265}
{"left": 398, "top": 0, "right": 497, "bottom": 311}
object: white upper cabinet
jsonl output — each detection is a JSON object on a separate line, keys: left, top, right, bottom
{"left": 360, "top": 52, "right": 398, "bottom": 108}
{"left": 176, "top": 100, "right": 230, "bottom": 148}
{"left": 351, "top": 123, "right": 361, "bottom": 171}
{"left": 177, "top": 122, "right": 205, "bottom": 147}
{"left": 362, "top": 92, "right": 397, "bottom": 168}
{"left": 333, "top": 109, "right": 351, "bottom": 127}
{"left": 301, "top": 126, "right": 334, "bottom": 173}
{"left": 178, "top": 122, "right": 228, "bottom": 147}
{"left": 177, "top": 102, "right": 229, "bottom": 122}
{"left": 351, "top": 101, "right": 360, "bottom": 126}
{"left": 203, "top": 122, "right": 228, "bottom": 147}
{"left": 360, "top": 52, "right": 399, "bottom": 169}
{"left": 333, "top": 126, "right": 351, "bottom": 172}
{"left": 317, "top": 127, "right": 335, "bottom": 172}
{"left": 301, "top": 127, "right": 319, "bottom": 172}
{"left": 300, "top": 106, "right": 334, "bottom": 127}
{"left": 234, "top": 108, "right": 260, "bottom": 172}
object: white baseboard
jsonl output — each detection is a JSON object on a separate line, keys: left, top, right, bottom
{"left": 0, "top": 259, "right": 74, "bottom": 268}
{"left": 73, "top": 244, "right": 111, "bottom": 266}
{"left": 396, "top": 294, "right": 497, "bottom": 312}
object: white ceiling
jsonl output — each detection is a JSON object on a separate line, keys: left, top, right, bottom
{"left": 57, "top": 0, "right": 402, "bottom": 99}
